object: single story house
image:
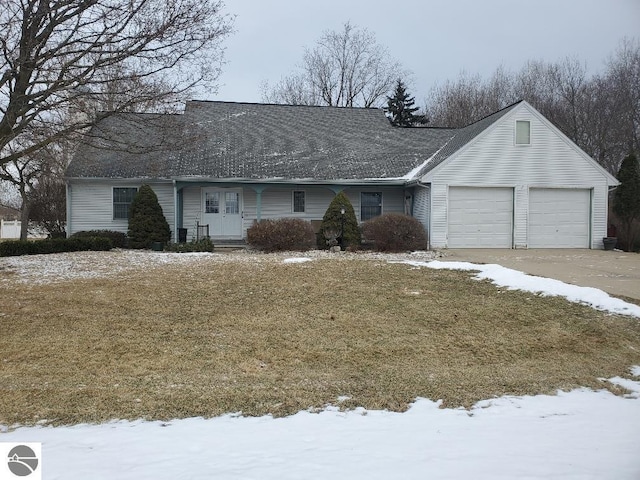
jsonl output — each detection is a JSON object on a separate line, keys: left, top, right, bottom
{"left": 65, "top": 99, "right": 619, "bottom": 249}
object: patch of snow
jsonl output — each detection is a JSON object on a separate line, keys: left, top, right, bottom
{"left": 283, "top": 257, "right": 312, "bottom": 264}
{"left": 400, "top": 260, "right": 640, "bottom": 318}
{"left": 2, "top": 383, "right": 640, "bottom": 479}
{"left": 607, "top": 377, "right": 640, "bottom": 398}
{"left": 401, "top": 143, "right": 448, "bottom": 180}
{"left": 0, "top": 250, "right": 218, "bottom": 285}
{"left": 631, "top": 366, "right": 640, "bottom": 378}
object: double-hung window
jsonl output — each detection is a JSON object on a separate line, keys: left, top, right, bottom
{"left": 361, "top": 192, "right": 382, "bottom": 221}
{"left": 113, "top": 187, "right": 138, "bottom": 219}
{"left": 293, "top": 190, "right": 305, "bottom": 213}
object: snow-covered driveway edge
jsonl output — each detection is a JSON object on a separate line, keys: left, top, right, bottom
{"left": 396, "top": 260, "right": 640, "bottom": 318}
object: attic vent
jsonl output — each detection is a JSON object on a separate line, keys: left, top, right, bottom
{"left": 516, "top": 120, "right": 531, "bottom": 145}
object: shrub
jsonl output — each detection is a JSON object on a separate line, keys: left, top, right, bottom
{"left": 0, "top": 237, "right": 113, "bottom": 257}
{"left": 317, "top": 191, "right": 361, "bottom": 249}
{"left": 362, "top": 213, "right": 428, "bottom": 252}
{"left": 71, "top": 230, "right": 128, "bottom": 248}
{"left": 127, "top": 184, "right": 171, "bottom": 249}
{"left": 247, "top": 218, "right": 316, "bottom": 252}
{"left": 165, "top": 237, "right": 215, "bottom": 253}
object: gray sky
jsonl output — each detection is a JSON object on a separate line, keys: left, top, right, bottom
{"left": 209, "top": 0, "right": 640, "bottom": 106}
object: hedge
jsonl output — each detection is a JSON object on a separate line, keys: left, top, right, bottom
{"left": 70, "top": 230, "right": 128, "bottom": 248}
{"left": 0, "top": 237, "right": 113, "bottom": 257}
{"left": 165, "top": 237, "right": 215, "bottom": 253}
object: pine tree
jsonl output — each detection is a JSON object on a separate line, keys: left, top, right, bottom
{"left": 128, "top": 184, "right": 171, "bottom": 249}
{"left": 613, "top": 153, "right": 640, "bottom": 251}
{"left": 318, "top": 191, "right": 361, "bottom": 249}
{"left": 385, "top": 79, "right": 426, "bottom": 127}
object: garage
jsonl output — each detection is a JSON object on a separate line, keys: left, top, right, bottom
{"left": 448, "top": 187, "right": 513, "bottom": 248}
{"left": 528, "top": 188, "right": 591, "bottom": 248}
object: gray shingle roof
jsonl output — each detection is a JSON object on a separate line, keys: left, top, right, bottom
{"left": 66, "top": 100, "right": 520, "bottom": 182}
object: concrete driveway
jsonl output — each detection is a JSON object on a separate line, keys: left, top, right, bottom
{"left": 440, "top": 249, "right": 640, "bottom": 301}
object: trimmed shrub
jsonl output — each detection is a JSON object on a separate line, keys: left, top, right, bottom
{"left": 71, "top": 230, "right": 128, "bottom": 248}
{"left": 0, "top": 237, "right": 113, "bottom": 257}
{"left": 247, "top": 218, "right": 316, "bottom": 252}
{"left": 317, "top": 191, "right": 361, "bottom": 249}
{"left": 165, "top": 237, "right": 215, "bottom": 253}
{"left": 362, "top": 213, "right": 428, "bottom": 252}
{"left": 128, "top": 184, "right": 171, "bottom": 249}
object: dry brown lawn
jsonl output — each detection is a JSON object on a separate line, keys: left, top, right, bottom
{"left": 1, "top": 253, "right": 640, "bottom": 426}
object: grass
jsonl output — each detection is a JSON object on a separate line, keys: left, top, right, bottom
{"left": 1, "top": 255, "right": 640, "bottom": 426}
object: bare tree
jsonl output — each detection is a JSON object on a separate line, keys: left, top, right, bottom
{"left": 262, "top": 22, "right": 403, "bottom": 108}
{"left": 0, "top": 0, "right": 233, "bottom": 168}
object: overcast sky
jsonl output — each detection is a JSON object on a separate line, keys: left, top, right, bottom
{"left": 207, "top": 0, "right": 640, "bottom": 107}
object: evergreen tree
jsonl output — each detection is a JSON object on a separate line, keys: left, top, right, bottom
{"left": 318, "top": 191, "right": 361, "bottom": 249}
{"left": 613, "top": 153, "right": 640, "bottom": 251}
{"left": 128, "top": 184, "right": 171, "bottom": 249}
{"left": 385, "top": 79, "right": 426, "bottom": 127}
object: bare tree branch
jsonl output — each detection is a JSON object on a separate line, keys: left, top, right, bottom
{"left": 0, "top": 0, "right": 234, "bottom": 167}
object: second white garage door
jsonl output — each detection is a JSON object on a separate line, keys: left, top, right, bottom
{"left": 528, "top": 188, "right": 590, "bottom": 248}
{"left": 448, "top": 187, "right": 513, "bottom": 248}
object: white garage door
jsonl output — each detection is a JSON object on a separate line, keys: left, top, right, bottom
{"left": 528, "top": 188, "right": 590, "bottom": 248}
{"left": 448, "top": 187, "right": 513, "bottom": 248}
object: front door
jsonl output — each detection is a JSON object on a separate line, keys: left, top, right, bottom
{"left": 201, "top": 188, "right": 243, "bottom": 238}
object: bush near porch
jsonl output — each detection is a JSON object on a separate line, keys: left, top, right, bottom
{"left": 247, "top": 218, "right": 316, "bottom": 252}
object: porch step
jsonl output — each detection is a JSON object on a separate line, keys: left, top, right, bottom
{"left": 213, "top": 239, "right": 248, "bottom": 251}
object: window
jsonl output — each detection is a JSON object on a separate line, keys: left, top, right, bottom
{"left": 205, "top": 192, "right": 220, "bottom": 213}
{"left": 516, "top": 120, "right": 531, "bottom": 145}
{"left": 293, "top": 190, "right": 305, "bottom": 213}
{"left": 113, "top": 187, "right": 137, "bottom": 219}
{"left": 361, "top": 192, "right": 382, "bottom": 221}
{"left": 225, "top": 191, "right": 239, "bottom": 214}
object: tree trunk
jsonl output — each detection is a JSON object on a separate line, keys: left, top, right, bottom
{"left": 19, "top": 202, "right": 30, "bottom": 241}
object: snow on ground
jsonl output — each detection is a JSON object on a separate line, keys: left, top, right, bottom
{"left": 2, "top": 250, "right": 640, "bottom": 478}
{"left": 399, "top": 260, "right": 640, "bottom": 318}
{"left": 1, "top": 376, "right": 639, "bottom": 480}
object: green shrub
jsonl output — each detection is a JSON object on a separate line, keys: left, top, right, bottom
{"left": 165, "top": 237, "right": 215, "bottom": 253}
{"left": 361, "top": 213, "right": 428, "bottom": 252}
{"left": 317, "top": 191, "right": 361, "bottom": 249}
{"left": 71, "top": 230, "right": 128, "bottom": 248}
{"left": 0, "top": 237, "right": 113, "bottom": 257}
{"left": 127, "top": 184, "right": 171, "bottom": 249}
{"left": 247, "top": 218, "right": 316, "bottom": 252}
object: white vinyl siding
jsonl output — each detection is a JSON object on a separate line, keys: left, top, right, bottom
{"left": 423, "top": 103, "right": 612, "bottom": 249}
{"left": 528, "top": 188, "right": 590, "bottom": 248}
{"left": 412, "top": 185, "right": 431, "bottom": 240}
{"left": 448, "top": 187, "right": 513, "bottom": 248}
{"left": 67, "top": 181, "right": 174, "bottom": 235}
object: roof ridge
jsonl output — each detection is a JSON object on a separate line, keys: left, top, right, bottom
{"left": 187, "top": 99, "right": 383, "bottom": 112}
{"left": 459, "top": 99, "right": 523, "bottom": 128}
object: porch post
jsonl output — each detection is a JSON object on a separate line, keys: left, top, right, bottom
{"left": 252, "top": 185, "right": 266, "bottom": 222}
{"left": 172, "top": 180, "right": 178, "bottom": 242}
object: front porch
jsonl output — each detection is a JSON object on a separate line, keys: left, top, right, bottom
{"left": 170, "top": 182, "right": 409, "bottom": 243}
